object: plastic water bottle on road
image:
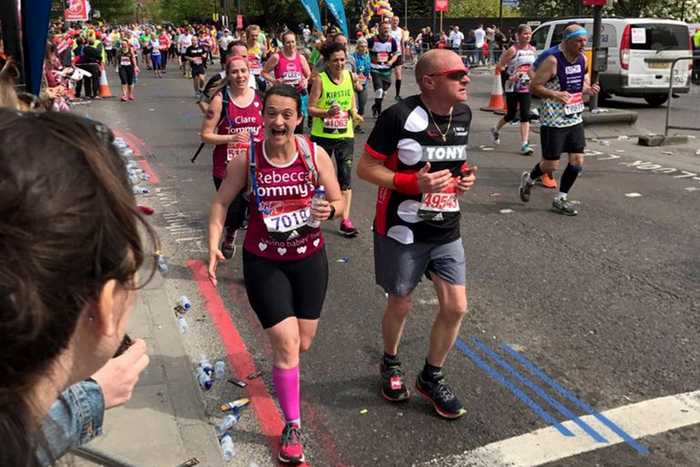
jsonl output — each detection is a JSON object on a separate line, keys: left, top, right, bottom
{"left": 177, "top": 315, "right": 188, "bottom": 334}
{"left": 220, "top": 433, "right": 235, "bottom": 461}
{"left": 214, "top": 360, "right": 226, "bottom": 379}
{"left": 216, "top": 411, "right": 241, "bottom": 436}
{"left": 156, "top": 254, "right": 168, "bottom": 274}
{"left": 196, "top": 366, "right": 212, "bottom": 390}
{"left": 197, "top": 357, "right": 214, "bottom": 390}
{"left": 178, "top": 295, "right": 192, "bottom": 311}
{"left": 307, "top": 185, "right": 326, "bottom": 228}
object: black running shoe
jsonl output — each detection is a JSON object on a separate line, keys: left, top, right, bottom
{"left": 221, "top": 229, "right": 237, "bottom": 259}
{"left": 552, "top": 197, "right": 578, "bottom": 216}
{"left": 519, "top": 171, "right": 534, "bottom": 203}
{"left": 380, "top": 361, "right": 410, "bottom": 402}
{"left": 415, "top": 372, "right": 466, "bottom": 419}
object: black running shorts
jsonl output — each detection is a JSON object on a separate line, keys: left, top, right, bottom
{"left": 540, "top": 124, "right": 585, "bottom": 160}
{"left": 243, "top": 248, "right": 328, "bottom": 329}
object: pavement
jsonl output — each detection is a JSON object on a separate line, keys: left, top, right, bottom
{"left": 62, "top": 60, "right": 700, "bottom": 467}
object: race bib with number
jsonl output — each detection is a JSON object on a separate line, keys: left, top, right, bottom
{"left": 564, "top": 92, "right": 584, "bottom": 116}
{"left": 323, "top": 110, "right": 349, "bottom": 133}
{"left": 249, "top": 57, "right": 262, "bottom": 74}
{"left": 282, "top": 71, "right": 302, "bottom": 85}
{"left": 418, "top": 182, "right": 460, "bottom": 222}
{"left": 261, "top": 199, "right": 313, "bottom": 241}
{"left": 120, "top": 56, "right": 131, "bottom": 66}
{"left": 377, "top": 52, "right": 389, "bottom": 64}
{"left": 226, "top": 142, "right": 249, "bottom": 163}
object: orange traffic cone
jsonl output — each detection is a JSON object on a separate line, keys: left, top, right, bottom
{"left": 480, "top": 67, "right": 505, "bottom": 113}
{"left": 99, "top": 65, "right": 112, "bottom": 98}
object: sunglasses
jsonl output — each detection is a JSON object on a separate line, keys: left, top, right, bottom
{"left": 428, "top": 67, "right": 470, "bottom": 81}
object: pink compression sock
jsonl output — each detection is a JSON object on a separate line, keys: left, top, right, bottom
{"left": 272, "top": 366, "right": 301, "bottom": 425}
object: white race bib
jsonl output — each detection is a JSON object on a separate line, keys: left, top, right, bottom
{"left": 323, "top": 110, "right": 349, "bottom": 132}
{"left": 261, "top": 199, "right": 312, "bottom": 240}
{"left": 564, "top": 92, "right": 584, "bottom": 116}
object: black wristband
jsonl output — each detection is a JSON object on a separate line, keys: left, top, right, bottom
{"left": 328, "top": 204, "right": 336, "bottom": 220}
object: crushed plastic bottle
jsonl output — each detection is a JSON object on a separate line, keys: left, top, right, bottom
{"left": 177, "top": 315, "right": 188, "bottom": 334}
{"left": 220, "top": 433, "right": 235, "bottom": 461}
{"left": 132, "top": 186, "right": 150, "bottom": 194}
{"left": 156, "top": 254, "right": 168, "bottom": 274}
{"left": 216, "top": 411, "right": 241, "bottom": 436}
{"left": 178, "top": 295, "right": 192, "bottom": 311}
{"left": 214, "top": 360, "right": 226, "bottom": 379}
{"left": 196, "top": 366, "right": 213, "bottom": 391}
{"left": 199, "top": 357, "right": 214, "bottom": 375}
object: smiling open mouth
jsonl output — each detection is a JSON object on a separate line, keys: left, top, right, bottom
{"left": 271, "top": 127, "right": 287, "bottom": 136}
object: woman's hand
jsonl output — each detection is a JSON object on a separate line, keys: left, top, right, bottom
{"left": 311, "top": 199, "right": 333, "bottom": 221}
{"left": 208, "top": 248, "right": 226, "bottom": 286}
{"left": 92, "top": 339, "right": 149, "bottom": 409}
{"left": 228, "top": 132, "right": 249, "bottom": 145}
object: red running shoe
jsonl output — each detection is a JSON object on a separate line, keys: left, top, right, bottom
{"left": 278, "top": 423, "right": 305, "bottom": 464}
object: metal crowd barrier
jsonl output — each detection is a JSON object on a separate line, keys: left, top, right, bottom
{"left": 645, "top": 55, "right": 700, "bottom": 136}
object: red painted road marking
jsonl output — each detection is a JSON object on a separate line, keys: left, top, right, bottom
{"left": 187, "top": 260, "right": 285, "bottom": 460}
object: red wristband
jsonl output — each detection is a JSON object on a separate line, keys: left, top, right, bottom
{"left": 393, "top": 172, "right": 421, "bottom": 195}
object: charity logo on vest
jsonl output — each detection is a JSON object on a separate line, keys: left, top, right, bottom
{"left": 422, "top": 145, "right": 468, "bottom": 162}
{"left": 255, "top": 170, "right": 313, "bottom": 199}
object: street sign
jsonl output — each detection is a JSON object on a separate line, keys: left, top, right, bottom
{"left": 435, "top": 0, "right": 448, "bottom": 13}
{"left": 503, "top": 0, "right": 519, "bottom": 7}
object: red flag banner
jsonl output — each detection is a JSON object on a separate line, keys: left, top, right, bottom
{"left": 65, "top": 0, "right": 88, "bottom": 21}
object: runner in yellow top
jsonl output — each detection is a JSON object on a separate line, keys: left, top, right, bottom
{"left": 309, "top": 42, "right": 363, "bottom": 237}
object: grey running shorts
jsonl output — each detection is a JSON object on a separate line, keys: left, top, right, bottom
{"left": 373, "top": 232, "right": 466, "bottom": 297}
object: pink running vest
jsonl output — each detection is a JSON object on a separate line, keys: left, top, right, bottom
{"left": 212, "top": 90, "right": 264, "bottom": 179}
{"left": 244, "top": 139, "right": 324, "bottom": 261}
{"left": 274, "top": 52, "right": 305, "bottom": 91}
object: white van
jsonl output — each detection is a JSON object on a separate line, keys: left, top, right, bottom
{"left": 530, "top": 18, "right": 693, "bottom": 106}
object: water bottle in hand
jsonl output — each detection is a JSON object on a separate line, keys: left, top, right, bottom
{"left": 307, "top": 185, "right": 326, "bottom": 228}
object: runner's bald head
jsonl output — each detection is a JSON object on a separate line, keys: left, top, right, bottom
{"left": 565, "top": 24, "right": 584, "bottom": 34}
{"left": 415, "top": 49, "right": 460, "bottom": 89}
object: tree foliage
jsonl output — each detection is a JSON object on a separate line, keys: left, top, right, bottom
{"left": 518, "top": 0, "right": 700, "bottom": 22}
{"left": 89, "top": 0, "right": 136, "bottom": 22}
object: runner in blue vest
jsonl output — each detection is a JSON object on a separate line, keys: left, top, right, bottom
{"left": 518, "top": 24, "right": 599, "bottom": 216}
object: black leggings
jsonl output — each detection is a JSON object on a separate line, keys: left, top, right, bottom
{"left": 243, "top": 248, "right": 328, "bottom": 329}
{"left": 504, "top": 92, "right": 531, "bottom": 123}
{"left": 119, "top": 65, "right": 135, "bottom": 85}
{"left": 213, "top": 176, "right": 248, "bottom": 231}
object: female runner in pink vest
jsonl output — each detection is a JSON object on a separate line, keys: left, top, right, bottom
{"left": 202, "top": 55, "right": 264, "bottom": 259}
{"left": 262, "top": 30, "right": 311, "bottom": 134}
{"left": 207, "top": 84, "right": 344, "bottom": 464}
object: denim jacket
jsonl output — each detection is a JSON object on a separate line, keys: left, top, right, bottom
{"left": 37, "top": 379, "right": 105, "bottom": 466}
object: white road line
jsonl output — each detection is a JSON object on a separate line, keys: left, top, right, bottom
{"left": 419, "top": 390, "right": 700, "bottom": 467}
